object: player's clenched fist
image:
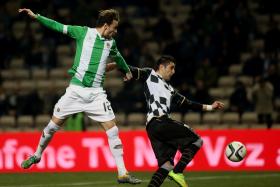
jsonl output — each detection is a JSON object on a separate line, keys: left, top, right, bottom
{"left": 212, "top": 101, "right": 224, "bottom": 110}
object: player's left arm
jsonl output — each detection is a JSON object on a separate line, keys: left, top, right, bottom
{"left": 172, "top": 91, "right": 224, "bottom": 111}
{"left": 109, "top": 40, "right": 132, "bottom": 80}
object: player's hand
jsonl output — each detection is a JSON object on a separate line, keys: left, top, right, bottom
{"left": 105, "top": 62, "right": 117, "bottom": 72}
{"left": 123, "top": 72, "right": 133, "bottom": 81}
{"left": 212, "top": 101, "right": 224, "bottom": 110}
{"left": 18, "top": 8, "right": 37, "bottom": 19}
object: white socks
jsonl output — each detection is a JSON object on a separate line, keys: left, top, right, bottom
{"left": 34, "top": 122, "right": 127, "bottom": 176}
{"left": 106, "top": 126, "right": 127, "bottom": 176}
{"left": 34, "top": 120, "right": 60, "bottom": 158}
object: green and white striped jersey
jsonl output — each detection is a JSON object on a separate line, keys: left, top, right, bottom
{"left": 36, "top": 15, "right": 130, "bottom": 88}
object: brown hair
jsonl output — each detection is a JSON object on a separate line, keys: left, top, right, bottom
{"left": 96, "top": 9, "right": 120, "bottom": 27}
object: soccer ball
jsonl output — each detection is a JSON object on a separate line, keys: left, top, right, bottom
{"left": 225, "top": 141, "right": 247, "bottom": 162}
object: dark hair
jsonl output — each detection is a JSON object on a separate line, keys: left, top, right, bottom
{"left": 96, "top": 9, "right": 120, "bottom": 27}
{"left": 154, "top": 55, "right": 176, "bottom": 70}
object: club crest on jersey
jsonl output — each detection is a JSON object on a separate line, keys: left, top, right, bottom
{"left": 106, "top": 42, "right": 110, "bottom": 48}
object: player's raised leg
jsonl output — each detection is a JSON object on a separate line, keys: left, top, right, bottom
{"left": 21, "top": 116, "right": 63, "bottom": 169}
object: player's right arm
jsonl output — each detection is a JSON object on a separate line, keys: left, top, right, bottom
{"left": 105, "top": 62, "right": 151, "bottom": 82}
{"left": 128, "top": 66, "right": 151, "bottom": 81}
{"left": 18, "top": 8, "right": 86, "bottom": 39}
{"left": 106, "top": 62, "right": 152, "bottom": 81}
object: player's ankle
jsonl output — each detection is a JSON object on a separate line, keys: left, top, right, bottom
{"left": 34, "top": 153, "right": 41, "bottom": 159}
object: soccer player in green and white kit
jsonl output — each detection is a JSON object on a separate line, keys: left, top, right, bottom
{"left": 18, "top": 8, "right": 141, "bottom": 184}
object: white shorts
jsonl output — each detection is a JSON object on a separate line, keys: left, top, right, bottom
{"left": 53, "top": 84, "right": 115, "bottom": 122}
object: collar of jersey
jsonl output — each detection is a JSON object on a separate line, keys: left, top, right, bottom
{"left": 155, "top": 71, "right": 171, "bottom": 86}
{"left": 155, "top": 72, "right": 164, "bottom": 81}
{"left": 94, "top": 28, "right": 107, "bottom": 40}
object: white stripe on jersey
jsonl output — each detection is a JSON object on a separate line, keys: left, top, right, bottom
{"left": 92, "top": 29, "right": 113, "bottom": 87}
{"left": 63, "top": 25, "right": 68, "bottom": 34}
{"left": 74, "top": 28, "right": 97, "bottom": 82}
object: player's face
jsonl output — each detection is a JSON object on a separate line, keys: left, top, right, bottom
{"left": 162, "top": 62, "right": 175, "bottom": 81}
{"left": 103, "top": 20, "right": 118, "bottom": 39}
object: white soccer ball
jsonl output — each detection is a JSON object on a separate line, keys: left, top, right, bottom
{"left": 225, "top": 141, "right": 247, "bottom": 162}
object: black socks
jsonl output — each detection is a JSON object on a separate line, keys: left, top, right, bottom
{"left": 173, "top": 144, "right": 199, "bottom": 173}
{"left": 148, "top": 167, "right": 169, "bottom": 187}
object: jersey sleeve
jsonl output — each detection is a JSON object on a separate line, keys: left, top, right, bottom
{"left": 109, "top": 40, "right": 130, "bottom": 73}
{"left": 65, "top": 25, "right": 87, "bottom": 39}
{"left": 36, "top": 15, "right": 86, "bottom": 39}
{"left": 129, "top": 66, "right": 152, "bottom": 82}
{"left": 172, "top": 91, "right": 203, "bottom": 110}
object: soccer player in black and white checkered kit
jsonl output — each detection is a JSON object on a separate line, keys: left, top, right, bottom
{"left": 107, "top": 55, "right": 224, "bottom": 187}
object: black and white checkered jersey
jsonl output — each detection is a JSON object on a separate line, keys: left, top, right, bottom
{"left": 129, "top": 66, "right": 187, "bottom": 122}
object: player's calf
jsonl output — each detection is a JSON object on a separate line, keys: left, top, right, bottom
{"left": 173, "top": 138, "right": 203, "bottom": 174}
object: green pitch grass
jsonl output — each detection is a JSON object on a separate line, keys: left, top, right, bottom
{"left": 0, "top": 171, "right": 279, "bottom": 187}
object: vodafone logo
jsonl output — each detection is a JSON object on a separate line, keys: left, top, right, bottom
{"left": 0, "top": 130, "right": 279, "bottom": 172}
{"left": 0, "top": 139, "right": 76, "bottom": 170}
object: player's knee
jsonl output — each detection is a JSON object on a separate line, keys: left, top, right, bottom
{"left": 193, "top": 138, "right": 203, "bottom": 148}
{"left": 101, "top": 120, "right": 116, "bottom": 131}
{"left": 160, "top": 161, "right": 173, "bottom": 171}
{"left": 44, "top": 120, "right": 60, "bottom": 135}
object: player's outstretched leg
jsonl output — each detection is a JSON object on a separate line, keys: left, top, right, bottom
{"left": 168, "top": 139, "right": 203, "bottom": 187}
{"left": 21, "top": 120, "right": 60, "bottom": 169}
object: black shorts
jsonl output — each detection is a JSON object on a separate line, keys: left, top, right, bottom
{"left": 146, "top": 115, "right": 200, "bottom": 167}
